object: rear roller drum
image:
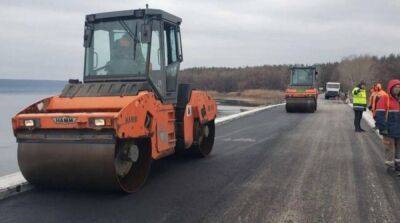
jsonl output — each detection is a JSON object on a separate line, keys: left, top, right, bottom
{"left": 115, "top": 139, "right": 152, "bottom": 193}
{"left": 191, "top": 120, "right": 215, "bottom": 157}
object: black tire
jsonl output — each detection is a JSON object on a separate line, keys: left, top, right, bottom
{"left": 115, "top": 139, "right": 152, "bottom": 193}
{"left": 191, "top": 120, "right": 215, "bottom": 157}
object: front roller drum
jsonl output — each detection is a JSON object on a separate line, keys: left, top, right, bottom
{"left": 17, "top": 132, "right": 152, "bottom": 193}
{"left": 286, "top": 98, "right": 316, "bottom": 113}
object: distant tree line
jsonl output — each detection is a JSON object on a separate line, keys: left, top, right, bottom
{"left": 318, "top": 54, "right": 400, "bottom": 92}
{"left": 179, "top": 54, "right": 400, "bottom": 93}
{"left": 179, "top": 66, "right": 289, "bottom": 92}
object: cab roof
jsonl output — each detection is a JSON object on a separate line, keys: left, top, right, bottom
{"left": 290, "top": 66, "right": 316, "bottom": 70}
{"left": 86, "top": 8, "right": 182, "bottom": 24}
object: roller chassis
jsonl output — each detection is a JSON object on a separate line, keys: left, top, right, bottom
{"left": 11, "top": 8, "right": 217, "bottom": 193}
{"left": 285, "top": 66, "right": 319, "bottom": 113}
{"left": 13, "top": 88, "right": 217, "bottom": 192}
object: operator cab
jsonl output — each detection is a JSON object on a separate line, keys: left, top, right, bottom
{"left": 289, "top": 66, "right": 318, "bottom": 87}
{"left": 83, "top": 8, "right": 183, "bottom": 103}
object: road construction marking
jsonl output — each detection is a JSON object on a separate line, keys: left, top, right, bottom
{"left": 222, "top": 138, "right": 256, "bottom": 142}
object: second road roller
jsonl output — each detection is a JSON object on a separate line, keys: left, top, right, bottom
{"left": 285, "top": 66, "right": 319, "bottom": 113}
{"left": 12, "top": 8, "right": 217, "bottom": 193}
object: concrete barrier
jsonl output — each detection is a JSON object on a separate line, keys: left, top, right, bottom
{"left": 0, "top": 172, "right": 32, "bottom": 200}
{"left": 215, "top": 103, "right": 285, "bottom": 126}
{"left": 0, "top": 102, "right": 285, "bottom": 200}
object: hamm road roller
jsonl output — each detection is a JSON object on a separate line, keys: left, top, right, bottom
{"left": 285, "top": 66, "right": 319, "bottom": 113}
{"left": 12, "top": 8, "right": 217, "bottom": 192}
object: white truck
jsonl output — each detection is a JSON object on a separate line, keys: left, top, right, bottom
{"left": 325, "top": 82, "right": 341, "bottom": 99}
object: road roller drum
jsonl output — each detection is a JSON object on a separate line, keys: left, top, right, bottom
{"left": 286, "top": 98, "right": 316, "bottom": 113}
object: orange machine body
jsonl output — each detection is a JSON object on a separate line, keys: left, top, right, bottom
{"left": 12, "top": 7, "right": 218, "bottom": 193}
{"left": 285, "top": 88, "right": 318, "bottom": 99}
{"left": 12, "top": 90, "right": 217, "bottom": 160}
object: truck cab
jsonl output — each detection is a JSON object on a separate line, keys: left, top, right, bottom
{"left": 325, "top": 82, "right": 341, "bottom": 99}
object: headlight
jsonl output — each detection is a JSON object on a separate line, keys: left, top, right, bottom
{"left": 90, "top": 118, "right": 112, "bottom": 127}
{"left": 24, "top": 119, "right": 35, "bottom": 127}
{"left": 94, "top": 118, "right": 105, "bottom": 126}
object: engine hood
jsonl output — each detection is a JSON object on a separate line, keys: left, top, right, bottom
{"left": 38, "top": 81, "right": 152, "bottom": 112}
{"left": 45, "top": 95, "right": 139, "bottom": 112}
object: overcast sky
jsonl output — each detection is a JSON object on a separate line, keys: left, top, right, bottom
{"left": 0, "top": 0, "right": 399, "bottom": 80}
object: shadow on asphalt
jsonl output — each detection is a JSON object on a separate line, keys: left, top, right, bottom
{"left": 8, "top": 153, "right": 205, "bottom": 202}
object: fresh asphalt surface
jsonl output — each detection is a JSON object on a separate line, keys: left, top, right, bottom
{"left": 1, "top": 99, "right": 400, "bottom": 223}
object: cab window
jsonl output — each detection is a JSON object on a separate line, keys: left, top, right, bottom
{"left": 150, "top": 29, "right": 161, "bottom": 71}
{"left": 164, "top": 24, "right": 178, "bottom": 65}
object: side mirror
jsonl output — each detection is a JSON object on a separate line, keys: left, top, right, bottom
{"left": 141, "top": 24, "right": 151, "bottom": 43}
{"left": 178, "top": 54, "right": 183, "bottom": 62}
{"left": 68, "top": 79, "right": 81, "bottom": 84}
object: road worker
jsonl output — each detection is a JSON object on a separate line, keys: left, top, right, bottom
{"left": 108, "top": 33, "right": 146, "bottom": 75}
{"left": 352, "top": 81, "right": 367, "bottom": 132}
{"left": 375, "top": 79, "right": 400, "bottom": 169}
{"left": 368, "top": 84, "right": 378, "bottom": 110}
{"left": 369, "top": 85, "right": 376, "bottom": 97}
{"left": 369, "top": 83, "right": 388, "bottom": 118}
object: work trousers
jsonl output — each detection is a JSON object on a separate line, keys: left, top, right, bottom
{"left": 354, "top": 109, "right": 363, "bottom": 130}
{"left": 383, "top": 137, "right": 400, "bottom": 171}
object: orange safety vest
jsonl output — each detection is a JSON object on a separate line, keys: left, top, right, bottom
{"left": 371, "top": 90, "right": 388, "bottom": 117}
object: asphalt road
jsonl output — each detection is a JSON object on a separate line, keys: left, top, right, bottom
{"left": 1, "top": 99, "right": 400, "bottom": 223}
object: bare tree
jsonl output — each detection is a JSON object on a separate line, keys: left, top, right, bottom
{"left": 179, "top": 54, "right": 398, "bottom": 93}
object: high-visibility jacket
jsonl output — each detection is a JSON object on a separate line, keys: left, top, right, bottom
{"left": 352, "top": 87, "right": 367, "bottom": 111}
{"left": 375, "top": 79, "right": 400, "bottom": 138}
{"left": 370, "top": 89, "right": 388, "bottom": 117}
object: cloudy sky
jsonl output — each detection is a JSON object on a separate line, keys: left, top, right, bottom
{"left": 0, "top": 0, "right": 399, "bottom": 80}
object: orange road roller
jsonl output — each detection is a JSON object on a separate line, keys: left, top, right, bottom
{"left": 11, "top": 8, "right": 217, "bottom": 193}
{"left": 285, "top": 66, "right": 319, "bottom": 113}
